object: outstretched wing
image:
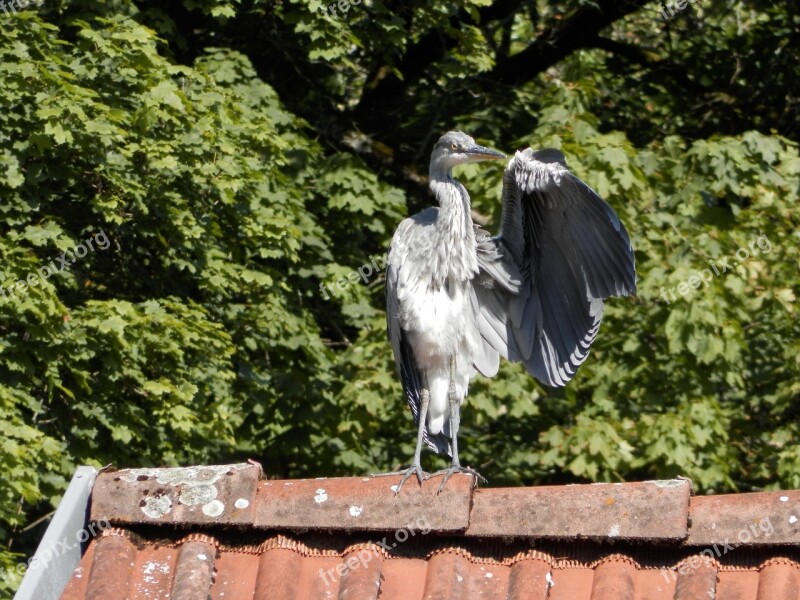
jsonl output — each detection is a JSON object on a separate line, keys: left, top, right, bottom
{"left": 473, "top": 148, "right": 636, "bottom": 387}
{"left": 386, "top": 231, "right": 452, "bottom": 456}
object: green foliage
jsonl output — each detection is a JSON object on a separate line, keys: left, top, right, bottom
{"left": 0, "top": 1, "right": 798, "bottom": 593}
{"left": 0, "top": 8, "right": 406, "bottom": 590}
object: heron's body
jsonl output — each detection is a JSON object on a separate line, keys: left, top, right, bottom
{"left": 383, "top": 131, "right": 636, "bottom": 491}
{"left": 391, "top": 204, "right": 480, "bottom": 438}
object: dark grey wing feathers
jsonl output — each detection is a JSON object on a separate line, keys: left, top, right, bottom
{"left": 474, "top": 147, "right": 635, "bottom": 387}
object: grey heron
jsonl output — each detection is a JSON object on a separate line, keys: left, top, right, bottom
{"left": 383, "top": 131, "right": 636, "bottom": 492}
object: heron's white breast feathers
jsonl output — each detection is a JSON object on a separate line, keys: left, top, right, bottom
{"left": 396, "top": 271, "right": 481, "bottom": 362}
{"left": 392, "top": 266, "right": 480, "bottom": 436}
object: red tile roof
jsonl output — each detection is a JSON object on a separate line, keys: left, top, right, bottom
{"left": 59, "top": 463, "right": 800, "bottom": 600}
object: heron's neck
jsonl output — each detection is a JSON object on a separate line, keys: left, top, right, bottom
{"left": 428, "top": 170, "right": 478, "bottom": 282}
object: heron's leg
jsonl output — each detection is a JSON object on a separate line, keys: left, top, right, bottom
{"left": 447, "top": 357, "right": 461, "bottom": 469}
{"left": 413, "top": 388, "right": 430, "bottom": 466}
{"left": 427, "top": 357, "right": 487, "bottom": 493}
{"left": 372, "top": 388, "right": 430, "bottom": 494}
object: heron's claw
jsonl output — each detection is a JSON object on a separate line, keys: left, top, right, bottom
{"left": 396, "top": 464, "right": 427, "bottom": 493}
{"left": 426, "top": 466, "right": 487, "bottom": 493}
{"left": 371, "top": 464, "right": 429, "bottom": 495}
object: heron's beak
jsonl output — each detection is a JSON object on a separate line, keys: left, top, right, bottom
{"left": 465, "top": 144, "right": 506, "bottom": 162}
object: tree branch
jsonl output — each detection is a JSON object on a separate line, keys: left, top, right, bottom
{"left": 354, "top": 0, "right": 521, "bottom": 128}
{"left": 487, "top": 0, "right": 654, "bottom": 88}
{"left": 590, "top": 36, "right": 707, "bottom": 95}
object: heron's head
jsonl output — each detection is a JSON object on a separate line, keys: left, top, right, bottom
{"left": 429, "top": 131, "right": 505, "bottom": 177}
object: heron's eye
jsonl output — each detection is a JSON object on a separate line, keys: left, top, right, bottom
{"left": 450, "top": 143, "right": 458, "bottom": 150}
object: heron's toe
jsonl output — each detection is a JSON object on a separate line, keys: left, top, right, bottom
{"left": 396, "top": 465, "right": 427, "bottom": 492}
{"left": 370, "top": 465, "right": 429, "bottom": 494}
{"left": 427, "top": 466, "right": 487, "bottom": 493}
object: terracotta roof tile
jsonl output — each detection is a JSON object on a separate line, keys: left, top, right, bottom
{"left": 253, "top": 474, "right": 474, "bottom": 532}
{"left": 91, "top": 465, "right": 474, "bottom": 533}
{"left": 756, "top": 558, "right": 800, "bottom": 600}
{"left": 505, "top": 556, "right": 550, "bottom": 599}
{"left": 56, "top": 464, "right": 800, "bottom": 600}
{"left": 590, "top": 556, "right": 637, "bottom": 600}
{"left": 90, "top": 464, "right": 261, "bottom": 527}
{"left": 60, "top": 530, "right": 800, "bottom": 600}
{"left": 688, "top": 491, "right": 800, "bottom": 546}
{"left": 467, "top": 480, "right": 691, "bottom": 540}
{"left": 716, "top": 571, "right": 760, "bottom": 600}
{"left": 672, "top": 557, "right": 717, "bottom": 600}
{"left": 84, "top": 532, "right": 136, "bottom": 600}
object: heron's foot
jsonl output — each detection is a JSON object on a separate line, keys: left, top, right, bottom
{"left": 426, "top": 465, "right": 487, "bottom": 493}
{"left": 371, "top": 464, "right": 428, "bottom": 495}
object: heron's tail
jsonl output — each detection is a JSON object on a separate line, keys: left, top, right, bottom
{"left": 425, "top": 431, "right": 452, "bottom": 457}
